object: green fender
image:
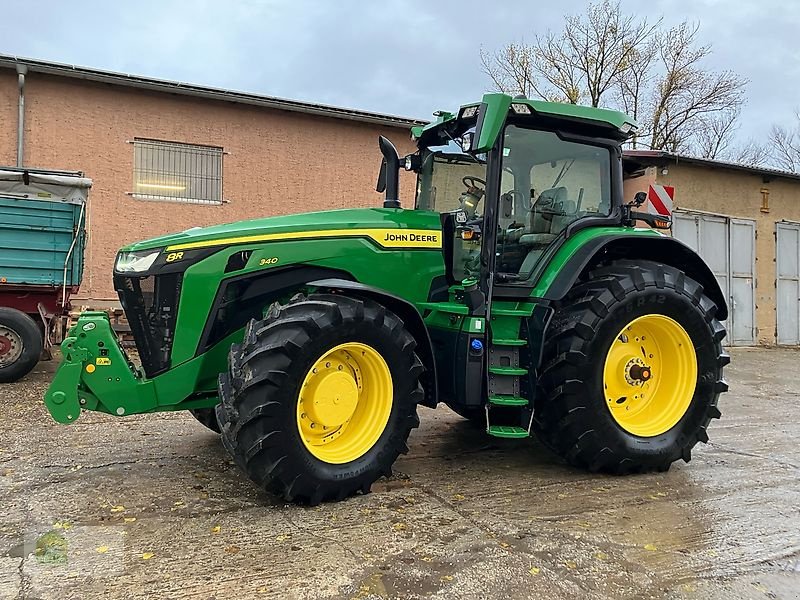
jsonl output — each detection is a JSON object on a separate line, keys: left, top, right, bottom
{"left": 531, "top": 229, "right": 728, "bottom": 320}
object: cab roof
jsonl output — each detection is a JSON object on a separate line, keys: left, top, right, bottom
{"left": 411, "top": 93, "right": 637, "bottom": 147}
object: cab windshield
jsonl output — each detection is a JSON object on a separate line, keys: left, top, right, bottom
{"left": 415, "top": 140, "right": 487, "bottom": 213}
{"left": 415, "top": 137, "right": 488, "bottom": 281}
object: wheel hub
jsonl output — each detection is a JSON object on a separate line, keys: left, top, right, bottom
{"left": 296, "top": 342, "right": 393, "bottom": 464}
{"left": 303, "top": 367, "right": 359, "bottom": 428}
{"left": 603, "top": 315, "right": 697, "bottom": 437}
{"left": 628, "top": 363, "right": 652, "bottom": 383}
{"left": 0, "top": 326, "right": 23, "bottom": 367}
{"left": 624, "top": 358, "right": 652, "bottom": 385}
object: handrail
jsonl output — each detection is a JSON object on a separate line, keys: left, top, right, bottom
{"left": 61, "top": 201, "right": 86, "bottom": 310}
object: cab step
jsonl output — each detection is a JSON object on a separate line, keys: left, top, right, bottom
{"left": 491, "top": 338, "right": 526, "bottom": 346}
{"left": 488, "top": 425, "right": 529, "bottom": 439}
{"left": 489, "top": 394, "right": 528, "bottom": 406}
{"left": 488, "top": 365, "right": 527, "bottom": 376}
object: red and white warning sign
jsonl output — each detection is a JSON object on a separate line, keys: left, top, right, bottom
{"left": 647, "top": 184, "right": 674, "bottom": 217}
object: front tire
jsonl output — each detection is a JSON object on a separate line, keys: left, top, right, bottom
{"left": 534, "top": 259, "right": 729, "bottom": 473}
{"left": 216, "top": 294, "right": 422, "bottom": 504}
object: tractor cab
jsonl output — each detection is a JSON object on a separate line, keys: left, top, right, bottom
{"left": 415, "top": 121, "right": 615, "bottom": 286}
{"left": 377, "top": 93, "right": 721, "bottom": 439}
{"left": 383, "top": 93, "right": 637, "bottom": 298}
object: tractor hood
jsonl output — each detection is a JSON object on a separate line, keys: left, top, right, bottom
{"left": 120, "top": 207, "right": 442, "bottom": 253}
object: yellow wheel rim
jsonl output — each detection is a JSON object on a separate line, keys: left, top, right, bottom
{"left": 296, "top": 342, "right": 393, "bottom": 464}
{"left": 603, "top": 314, "right": 697, "bottom": 437}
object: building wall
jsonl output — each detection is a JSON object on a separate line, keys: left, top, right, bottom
{"left": 0, "top": 70, "right": 18, "bottom": 164}
{"left": 626, "top": 164, "right": 800, "bottom": 345}
{"left": 0, "top": 73, "right": 415, "bottom": 302}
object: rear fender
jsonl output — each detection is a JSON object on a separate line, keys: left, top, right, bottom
{"left": 308, "top": 278, "right": 438, "bottom": 408}
{"left": 541, "top": 234, "right": 729, "bottom": 320}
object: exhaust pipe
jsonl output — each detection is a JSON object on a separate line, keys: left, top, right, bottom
{"left": 377, "top": 136, "right": 401, "bottom": 209}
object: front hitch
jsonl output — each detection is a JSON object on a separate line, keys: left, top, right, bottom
{"left": 44, "top": 312, "right": 156, "bottom": 423}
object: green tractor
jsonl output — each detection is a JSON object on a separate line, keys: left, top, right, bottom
{"left": 44, "top": 93, "right": 728, "bottom": 504}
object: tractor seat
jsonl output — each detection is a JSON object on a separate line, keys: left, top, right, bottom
{"left": 522, "top": 187, "right": 577, "bottom": 247}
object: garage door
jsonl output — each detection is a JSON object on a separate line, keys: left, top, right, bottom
{"left": 673, "top": 212, "right": 756, "bottom": 346}
{"left": 776, "top": 222, "right": 800, "bottom": 345}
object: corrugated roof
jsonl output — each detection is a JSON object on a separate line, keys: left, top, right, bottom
{"left": 624, "top": 150, "right": 800, "bottom": 182}
{"left": 0, "top": 54, "right": 424, "bottom": 129}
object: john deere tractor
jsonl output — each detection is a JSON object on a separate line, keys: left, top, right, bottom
{"left": 44, "top": 93, "right": 728, "bottom": 504}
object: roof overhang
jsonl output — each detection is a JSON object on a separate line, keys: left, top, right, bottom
{"left": 0, "top": 54, "right": 425, "bottom": 130}
{"left": 624, "top": 150, "right": 800, "bottom": 183}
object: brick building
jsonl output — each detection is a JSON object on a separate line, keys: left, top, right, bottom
{"left": 0, "top": 55, "right": 419, "bottom": 303}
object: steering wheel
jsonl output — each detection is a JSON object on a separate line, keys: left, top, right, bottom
{"left": 457, "top": 176, "right": 487, "bottom": 220}
{"left": 462, "top": 176, "right": 486, "bottom": 191}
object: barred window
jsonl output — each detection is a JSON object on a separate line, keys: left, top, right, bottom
{"left": 132, "top": 139, "right": 223, "bottom": 204}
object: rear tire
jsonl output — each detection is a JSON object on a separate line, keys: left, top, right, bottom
{"left": 216, "top": 293, "right": 422, "bottom": 504}
{"left": 0, "top": 308, "right": 43, "bottom": 383}
{"left": 534, "top": 259, "right": 729, "bottom": 473}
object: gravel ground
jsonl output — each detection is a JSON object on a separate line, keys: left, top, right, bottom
{"left": 1, "top": 347, "right": 799, "bottom": 599}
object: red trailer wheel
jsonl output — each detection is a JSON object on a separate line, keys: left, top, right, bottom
{"left": 0, "top": 308, "right": 43, "bottom": 383}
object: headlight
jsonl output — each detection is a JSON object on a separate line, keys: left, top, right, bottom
{"left": 115, "top": 249, "right": 161, "bottom": 273}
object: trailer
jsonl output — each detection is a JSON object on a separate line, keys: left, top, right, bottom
{"left": 0, "top": 166, "right": 91, "bottom": 382}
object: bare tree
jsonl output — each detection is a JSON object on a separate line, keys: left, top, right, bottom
{"left": 694, "top": 108, "right": 740, "bottom": 159}
{"left": 615, "top": 40, "right": 658, "bottom": 147}
{"left": 769, "top": 111, "right": 800, "bottom": 172}
{"left": 480, "top": 43, "right": 539, "bottom": 100}
{"left": 481, "top": 3, "right": 748, "bottom": 154}
{"left": 731, "top": 140, "right": 770, "bottom": 167}
{"left": 693, "top": 108, "right": 770, "bottom": 166}
{"left": 557, "top": 0, "right": 660, "bottom": 107}
{"left": 649, "top": 23, "right": 747, "bottom": 152}
{"left": 481, "top": 0, "right": 659, "bottom": 107}
{"left": 481, "top": 40, "right": 581, "bottom": 103}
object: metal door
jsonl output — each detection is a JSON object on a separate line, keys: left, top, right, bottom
{"left": 672, "top": 212, "right": 756, "bottom": 345}
{"left": 728, "top": 219, "right": 756, "bottom": 345}
{"left": 776, "top": 222, "right": 800, "bottom": 345}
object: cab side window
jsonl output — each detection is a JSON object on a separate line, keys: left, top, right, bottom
{"left": 497, "top": 126, "right": 611, "bottom": 279}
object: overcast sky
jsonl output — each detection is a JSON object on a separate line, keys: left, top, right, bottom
{"left": 3, "top": 0, "right": 798, "bottom": 144}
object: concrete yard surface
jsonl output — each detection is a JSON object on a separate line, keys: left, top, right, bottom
{"left": 1, "top": 348, "right": 799, "bottom": 599}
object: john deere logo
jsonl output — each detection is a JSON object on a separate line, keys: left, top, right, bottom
{"left": 82, "top": 323, "right": 96, "bottom": 331}
{"left": 383, "top": 232, "right": 439, "bottom": 243}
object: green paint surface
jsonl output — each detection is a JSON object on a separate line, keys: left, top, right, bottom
{"left": 529, "top": 227, "right": 661, "bottom": 298}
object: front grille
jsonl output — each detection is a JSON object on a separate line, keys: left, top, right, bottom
{"left": 114, "top": 272, "right": 182, "bottom": 378}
